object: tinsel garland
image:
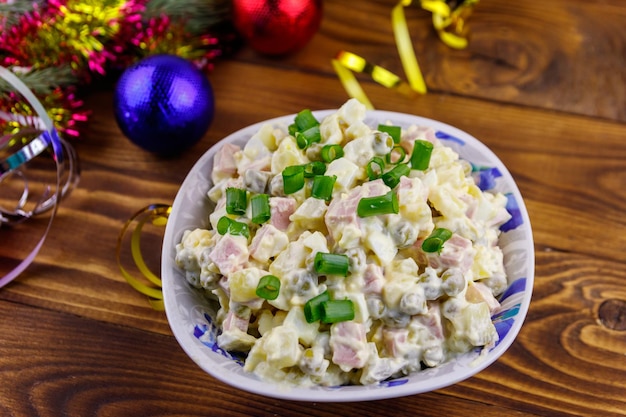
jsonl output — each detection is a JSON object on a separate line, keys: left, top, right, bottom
{"left": 0, "top": 0, "right": 236, "bottom": 138}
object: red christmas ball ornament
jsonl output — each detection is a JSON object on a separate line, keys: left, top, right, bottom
{"left": 232, "top": 0, "right": 323, "bottom": 56}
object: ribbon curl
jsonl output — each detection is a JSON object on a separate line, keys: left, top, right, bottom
{"left": 333, "top": 0, "right": 478, "bottom": 109}
{"left": 116, "top": 203, "right": 171, "bottom": 311}
{"left": 0, "top": 66, "right": 80, "bottom": 288}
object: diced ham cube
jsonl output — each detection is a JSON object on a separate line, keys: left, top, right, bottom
{"left": 330, "top": 321, "right": 369, "bottom": 371}
{"left": 325, "top": 179, "right": 389, "bottom": 245}
{"left": 249, "top": 224, "right": 289, "bottom": 263}
{"left": 222, "top": 309, "right": 250, "bottom": 333}
{"left": 426, "top": 234, "right": 475, "bottom": 273}
{"left": 400, "top": 126, "right": 437, "bottom": 153}
{"left": 383, "top": 328, "right": 409, "bottom": 358}
{"left": 412, "top": 302, "right": 445, "bottom": 341}
{"left": 363, "top": 263, "right": 384, "bottom": 294}
{"left": 269, "top": 197, "right": 296, "bottom": 231}
{"left": 209, "top": 234, "right": 249, "bottom": 276}
{"left": 217, "top": 305, "right": 257, "bottom": 352}
{"left": 212, "top": 143, "right": 241, "bottom": 183}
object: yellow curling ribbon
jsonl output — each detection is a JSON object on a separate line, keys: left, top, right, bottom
{"left": 392, "top": 0, "right": 427, "bottom": 95}
{"left": 116, "top": 203, "right": 171, "bottom": 311}
{"left": 333, "top": 0, "right": 478, "bottom": 107}
{"left": 331, "top": 58, "right": 374, "bottom": 110}
{"left": 432, "top": 0, "right": 478, "bottom": 49}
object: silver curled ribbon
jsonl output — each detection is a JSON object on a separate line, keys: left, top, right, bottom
{"left": 0, "top": 66, "right": 80, "bottom": 288}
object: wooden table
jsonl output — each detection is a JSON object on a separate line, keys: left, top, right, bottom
{"left": 2, "top": 0, "right": 625, "bottom": 415}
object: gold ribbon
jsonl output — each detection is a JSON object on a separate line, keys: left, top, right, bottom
{"left": 333, "top": 0, "right": 478, "bottom": 109}
{"left": 116, "top": 203, "right": 171, "bottom": 310}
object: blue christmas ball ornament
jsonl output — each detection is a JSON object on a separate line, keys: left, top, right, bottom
{"left": 114, "top": 54, "right": 214, "bottom": 154}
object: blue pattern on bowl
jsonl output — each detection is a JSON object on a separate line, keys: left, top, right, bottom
{"left": 194, "top": 313, "right": 245, "bottom": 366}
{"left": 501, "top": 194, "right": 523, "bottom": 232}
{"left": 435, "top": 130, "right": 465, "bottom": 145}
{"left": 472, "top": 165, "right": 504, "bottom": 191}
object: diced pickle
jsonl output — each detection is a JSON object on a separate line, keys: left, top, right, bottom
{"left": 244, "top": 169, "right": 272, "bottom": 194}
{"left": 268, "top": 174, "right": 285, "bottom": 196}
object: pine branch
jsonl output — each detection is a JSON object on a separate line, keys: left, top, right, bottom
{"left": 0, "top": 66, "right": 78, "bottom": 97}
{"left": 143, "top": 0, "right": 232, "bottom": 34}
{"left": 0, "top": 0, "right": 46, "bottom": 28}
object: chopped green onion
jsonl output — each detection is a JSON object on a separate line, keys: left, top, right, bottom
{"left": 291, "top": 109, "right": 321, "bottom": 149}
{"left": 314, "top": 252, "right": 349, "bottom": 276}
{"left": 216, "top": 216, "right": 231, "bottom": 235}
{"left": 320, "top": 299, "right": 355, "bottom": 324}
{"left": 216, "top": 216, "right": 250, "bottom": 238}
{"left": 311, "top": 175, "right": 336, "bottom": 201}
{"left": 251, "top": 193, "right": 271, "bottom": 224}
{"left": 225, "top": 187, "right": 247, "bottom": 215}
{"left": 421, "top": 228, "right": 453, "bottom": 253}
{"left": 378, "top": 124, "right": 402, "bottom": 144}
{"left": 321, "top": 144, "right": 344, "bottom": 162}
{"left": 357, "top": 191, "right": 399, "bottom": 217}
{"left": 304, "top": 291, "right": 330, "bottom": 323}
{"left": 303, "top": 161, "right": 327, "bottom": 178}
{"left": 282, "top": 165, "right": 305, "bottom": 194}
{"left": 288, "top": 123, "right": 298, "bottom": 136}
{"left": 294, "top": 109, "right": 319, "bottom": 131}
{"left": 410, "top": 140, "right": 434, "bottom": 170}
{"left": 295, "top": 132, "right": 307, "bottom": 149}
{"left": 381, "top": 163, "right": 410, "bottom": 189}
{"left": 256, "top": 275, "right": 281, "bottom": 300}
{"left": 295, "top": 125, "right": 321, "bottom": 149}
{"left": 366, "top": 156, "right": 386, "bottom": 180}
{"left": 386, "top": 145, "right": 407, "bottom": 165}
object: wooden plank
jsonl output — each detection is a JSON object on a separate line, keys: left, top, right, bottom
{"left": 0, "top": 298, "right": 614, "bottom": 417}
{"left": 2, "top": 239, "right": 626, "bottom": 415}
{"left": 237, "top": 0, "right": 626, "bottom": 122}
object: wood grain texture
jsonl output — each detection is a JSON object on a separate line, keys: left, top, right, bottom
{"left": 1, "top": 0, "right": 626, "bottom": 415}
{"left": 240, "top": 0, "right": 626, "bottom": 122}
{"left": 0, "top": 291, "right": 620, "bottom": 417}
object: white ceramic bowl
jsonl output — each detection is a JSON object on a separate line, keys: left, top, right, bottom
{"left": 162, "top": 109, "right": 534, "bottom": 402}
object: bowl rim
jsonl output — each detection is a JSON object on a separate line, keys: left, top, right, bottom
{"left": 162, "top": 108, "right": 535, "bottom": 402}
